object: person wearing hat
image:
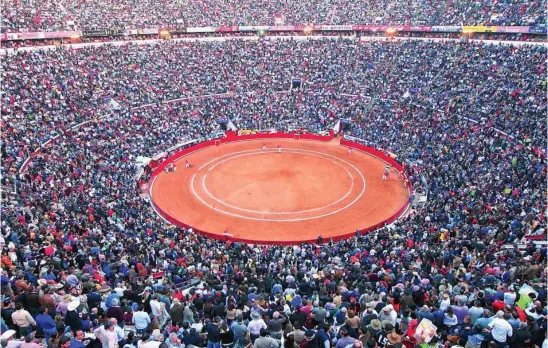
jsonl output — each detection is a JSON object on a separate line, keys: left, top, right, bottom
{"left": 369, "top": 319, "right": 388, "bottom": 348}
{"left": 0, "top": 330, "right": 22, "bottom": 348}
{"left": 65, "top": 300, "right": 82, "bottom": 332}
{"left": 378, "top": 306, "right": 396, "bottom": 326}
{"left": 247, "top": 312, "right": 266, "bottom": 344}
{"left": 57, "top": 294, "right": 73, "bottom": 317}
{"left": 384, "top": 322, "right": 401, "bottom": 347}
{"left": 253, "top": 328, "right": 280, "bottom": 348}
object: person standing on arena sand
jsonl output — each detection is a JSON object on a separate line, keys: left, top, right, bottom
{"left": 382, "top": 166, "right": 390, "bottom": 181}
{"left": 278, "top": 145, "right": 281, "bottom": 153}
{"left": 185, "top": 160, "right": 192, "bottom": 169}
{"left": 262, "top": 143, "right": 267, "bottom": 151}
{"left": 348, "top": 147, "right": 352, "bottom": 155}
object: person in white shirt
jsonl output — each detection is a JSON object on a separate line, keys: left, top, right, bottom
{"left": 150, "top": 295, "right": 162, "bottom": 317}
{"left": 487, "top": 311, "right": 513, "bottom": 344}
{"left": 247, "top": 312, "right": 267, "bottom": 344}
{"left": 378, "top": 305, "right": 397, "bottom": 325}
{"left": 503, "top": 287, "right": 517, "bottom": 305}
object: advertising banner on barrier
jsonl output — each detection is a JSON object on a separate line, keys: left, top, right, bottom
{"left": 126, "top": 28, "right": 159, "bottom": 35}
{"left": 217, "top": 26, "right": 239, "bottom": 32}
{"left": 431, "top": 26, "right": 462, "bottom": 32}
{"left": 83, "top": 29, "right": 124, "bottom": 37}
{"left": 186, "top": 27, "right": 216, "bottom": 33}
{"left": 270, "top": 26, "right": 298, "bottom": 31}
{"left": 215, "top": 117, "right": 229, "bottom": 124}
{"left": 6, "top": 31, "right": 82, "bottom": 40}
{"left": 529, "top": 26, "right": 547, "bottom": 34}
{"left": 239, "top": 26, "right": 270, "bottom": 32}
{"left": 496, "top": 26, "right": 530, "bottom": 33}
{"left": 292, "top": 25, "right": 323, "bottom": 31}
{"left": 401, "top": 25, "right": 432, "bottom": 32}
{"left": 319, "top": 25, "right": 354, "bottom": 31}
{"left": 463, "top": 25, "right": 497, "bottom": 32}
{"left": 352, "top": 25, "right": 391, "bottom": 31}
{"left": 6, "top": 32, "right": 45, "bottom": 40}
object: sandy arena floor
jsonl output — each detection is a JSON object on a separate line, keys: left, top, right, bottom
{"left": 151, "top": 139, "right": 409, "bottom": 243}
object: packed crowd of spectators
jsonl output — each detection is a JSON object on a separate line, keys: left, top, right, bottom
{"left": 2, "top": 0, "right": 546, "bottom": 32}
{"left": 1, "top": 37, "right": 547, "bottom": 348}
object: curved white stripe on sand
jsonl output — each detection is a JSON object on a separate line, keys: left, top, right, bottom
{"left": 200, "top": 150, "right": 355, "bottom": 214}
{"left": 189, "top": 148, "right": 366, "bottom": 222}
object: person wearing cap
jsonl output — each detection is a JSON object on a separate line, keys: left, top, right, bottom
{"left": 11, "top": 303, "right": 36, "bottom": 338}
{"left": 0, "top": 330, "right": 22, "bottom": 348}
{"left": 378, "top": 306, "right": 396, "bottom": 326}
{"left": 253, "top": 328, "right": 280, "bottom": 348}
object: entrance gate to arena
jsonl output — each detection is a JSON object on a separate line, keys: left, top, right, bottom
{"left": 294, "top": 133, "right": 301, "bottom": 140}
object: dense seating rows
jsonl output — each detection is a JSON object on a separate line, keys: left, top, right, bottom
{"left": 2, "top": 0, "right": 546, "bottom": 32}
{"left": 0, "top": 38, "right": 546, "bottom": 348}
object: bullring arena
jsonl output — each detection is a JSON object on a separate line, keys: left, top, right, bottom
{"left": 150, "top": 134, "right": 411, "bottom": 243}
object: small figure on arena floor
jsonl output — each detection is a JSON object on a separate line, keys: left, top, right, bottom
{"left": 165, "top": 163, "right": 177, "bottom": 172}
{"left": 185, "top": 160, "right": 193, "bottom": 169}
{"left": 278, "top": 145, "right": 282, "bottom": 153}
{"left": 382, "top": 165, "right": 390, "bottom": 181}
{"left": 262, "top": 143, "right": 267, "bottom": 151}
{"left": 348, "top": 147, "right": 352, "bottom": 155}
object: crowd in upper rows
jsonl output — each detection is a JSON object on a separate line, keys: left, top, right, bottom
{"left": 2, "top": 0, "right": 546, "bottom": 32}
{"left": 0, "top": 38, "right": 547, "bottom": 348}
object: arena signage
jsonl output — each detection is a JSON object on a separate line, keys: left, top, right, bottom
{"left": 462, "top": 26, "right": 497, "bottom": 33}
{"left": 186, "top": 27, "right": 216, "bottom": 33}
{"left": 215, "top": 117, "right": 229, "bottom": 123}
{"left": 3, "top": 25, "right": 547, "bottom": 41}
{"left": 529, "top": 27, "right": 547, "bottom": 34}
{"left": 496, "top": 26, "right": 530, "bottom": 33}
{"left": 431, "top": 26, "right": 461, "bottom": 32}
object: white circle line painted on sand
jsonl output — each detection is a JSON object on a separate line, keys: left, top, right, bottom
{"left": 189, "top": 148, "right": 367, "bottom": 222}
{"left": 200, "top": 150, "right": 355, "bottom": 214}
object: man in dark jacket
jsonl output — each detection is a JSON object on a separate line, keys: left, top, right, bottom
{"left": 170, "top": 299, "right": 184, "bottom": 326}
{"left": 301, "top": 330, "right": 320, "bottom": 348}
{"left": 183, "top": 328, "right": 202, "bottom": 347}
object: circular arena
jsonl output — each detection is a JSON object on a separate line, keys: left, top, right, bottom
{"left": 1, "top": 7, "right": 547, "bottom": 348}
{"left": 150, "top": 137, "right": 410, "bottom": 243}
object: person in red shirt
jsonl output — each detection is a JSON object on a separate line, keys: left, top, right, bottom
{"left": 492, "top": 299, "right": 505, "bottom": 312}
